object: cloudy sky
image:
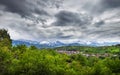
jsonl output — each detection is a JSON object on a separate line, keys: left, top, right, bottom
{"left": 0, "top": 0, "right": 120, "bottom": 42}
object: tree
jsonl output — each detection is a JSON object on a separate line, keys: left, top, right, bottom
{"left": 0, "top": 29, "right": 12, "bottom": 49}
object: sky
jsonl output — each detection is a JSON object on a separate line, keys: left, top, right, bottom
{"left": 0, "top": 0, "right": 120, "bottom": 42}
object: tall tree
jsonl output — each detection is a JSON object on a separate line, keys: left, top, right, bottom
{"left": 0, "top": 29, "right": 12, "bottom": 49}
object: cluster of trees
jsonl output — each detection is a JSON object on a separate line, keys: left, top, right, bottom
{"left": 0, "top": 29, "right": 12, "bottom": 49}
{"left": 1, "top": 45, "right": 120, "bottom": 75}
{"left": 0, "top": 29, "right": 120, "bottom": 75}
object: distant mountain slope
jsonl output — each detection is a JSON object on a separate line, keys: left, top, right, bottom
{"left": 12, "top": 40, "right": 120, "bottom": 48}
{"left": 12, "top": 40, "right": 65, "bottom": 48}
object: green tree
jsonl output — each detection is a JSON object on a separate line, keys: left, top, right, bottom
{"left": 0, "top": 29, "right": 12, "bottom": 49}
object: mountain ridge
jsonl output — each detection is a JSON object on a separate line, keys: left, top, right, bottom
{"left": 12, "top": 40, "right": 120, "bottom": 48}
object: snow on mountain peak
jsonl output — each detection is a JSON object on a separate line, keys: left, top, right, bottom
{"left": 40, "top": 41, "right": 50, "bottom": 44}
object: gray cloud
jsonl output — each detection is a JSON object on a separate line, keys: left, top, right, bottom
{"left": 103, "top": 0, "right": 120, "bottom": 8}
{"left": 0, "top": 0, "right": 62, "bottom": 17}
{"left": 97, "top": 0, "right": 120, "bottom": 13}
{"left": 0, "top": 0, "right": 33, "bottom": 16}
{"left": 94, "top": 20, "right": 105, "bottom": 27}
{"left": 81, "top": 0, "right": 120, "bottom": 15}
{"left": 53, "top": 10, "right": 92, "bottom": 27}
{"left": 80, "top": 22, "right": 120, "bottom": 42}
{"left": 0, "top": 0, "right": 120, "bottom": 42}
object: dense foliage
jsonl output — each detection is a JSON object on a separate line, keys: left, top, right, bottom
{"left": 0, "top": 29, "right": 120, "bottom": 75}
{"left": 0, "top": 45, "right": 120, "bottom": 75}
{"left": 0, "top": 29, "right": 12, "bottom": 49}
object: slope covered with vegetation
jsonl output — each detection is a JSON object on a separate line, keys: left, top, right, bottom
{"left": 0, "top": 29, "right": 120, "bottom": 75}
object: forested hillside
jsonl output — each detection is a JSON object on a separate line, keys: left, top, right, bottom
{"left": 0, "top": 29, "right": 120, "bottom": 75}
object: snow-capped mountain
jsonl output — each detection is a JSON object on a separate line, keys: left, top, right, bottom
{"left": 12, "top": 40, "right": 120, "bottom": 48}
{"left": 12, "top": 40, "right": 65, "bottom": 48}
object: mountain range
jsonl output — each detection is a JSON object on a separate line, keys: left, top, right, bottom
{"left": 12, "top": 40, "right": 120, "bottom": 48}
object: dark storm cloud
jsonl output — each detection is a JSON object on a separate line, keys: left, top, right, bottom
{"left": 97, "top": 0, "right": 120, "bottom": 13}
{"left": 0, "top": 0, "right": 31, "bottom": 16}
{"left": 83, "top": 0, "right": 120, "bottom": 15}
{"left": 103, "top": 0, "right": 120, "bottom": 8}
{"left": 56, "top": 32, "right": 73, "bottom": 39}
{"left": 0, "top": 0, "right": 57, "bottom": 17}
{"left": 53, "top": 10, "right": 92, "bottom": 26}
{"left": 94, "top": 20, "right": 105, "bottom": 27}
